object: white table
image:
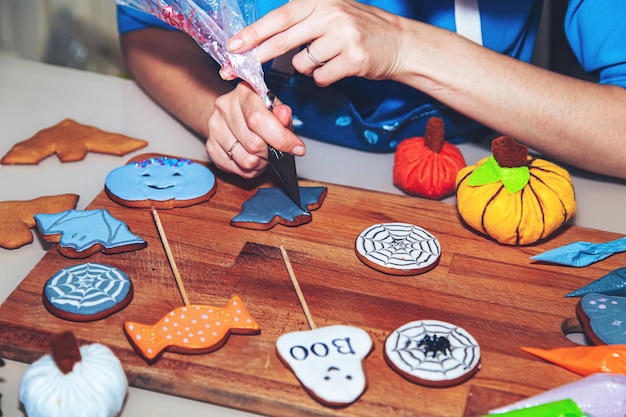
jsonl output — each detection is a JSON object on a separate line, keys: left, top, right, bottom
{"left": 1, "top": 55, "right": 625, "bottom": 417}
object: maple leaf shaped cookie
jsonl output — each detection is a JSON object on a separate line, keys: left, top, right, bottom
{"left": 1, "top": 119, "right": 148, "bottom": 165}
{"left": 0, "top": 194, "right": 79, "bottom": 249}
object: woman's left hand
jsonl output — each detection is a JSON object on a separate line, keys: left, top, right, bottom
{"left": 225, "top": 0, "right": 409, "bottom": 86}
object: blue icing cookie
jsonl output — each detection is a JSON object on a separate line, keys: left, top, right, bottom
{"left": 43, "top": 263, "right": 133, "bottom": 321}
{"left": 578, "top": 293, "right": 626, "bottom": 344}
{"left": 231, "top": 186, "right": 327, "bottom": 230}
{"left": 105, "top": 156, "right": 216, "bottom": 208}
{"left": 566, "top": 267, "right": 626, "bottom": 298}
{"left": 35, "top": 209, "right": 146, "bottom": 258}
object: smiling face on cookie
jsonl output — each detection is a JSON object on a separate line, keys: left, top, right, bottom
{"left": 276, "top": 325, "right": 372, "bottom": 406}
{"left": 105, "top": 157, "right": 215, "bottom": 202}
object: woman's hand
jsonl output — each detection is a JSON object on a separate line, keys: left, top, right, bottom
{"left": 205, "top": 82, "right": 305, "bottom": 178}
{"left": 226, "top": 0, "right": 409, "bottom": 86}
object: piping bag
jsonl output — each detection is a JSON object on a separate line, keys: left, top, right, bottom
{"left": 115, "top": 0, "right": 303, "bottom": 209}
{"left": 530, "top": 237, "right": 626, "bottom": 267}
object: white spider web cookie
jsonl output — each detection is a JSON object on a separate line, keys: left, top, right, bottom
{"left": 355, "top": 222, "right": 441, "bottom": 275}
{"left": 384, "top": 319, "right": 481, "bottom": 387}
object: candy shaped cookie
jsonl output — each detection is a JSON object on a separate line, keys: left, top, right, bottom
{"left": 385, "top": 319, "right": 481, "bottom": 387}
{"left": 124, "top": 295, "right": 260, "bottom": 362}
{"left": 105, "top": 155, "right": 216, "bottom": 209}
{"left": 276, "top": 325, "right": 372, "bottom": 406}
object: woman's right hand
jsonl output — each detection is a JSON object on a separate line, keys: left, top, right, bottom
{"left": 205, "top": 82, "right": 305, "bottom": 178}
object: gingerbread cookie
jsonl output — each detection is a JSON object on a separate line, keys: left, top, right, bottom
{"left": 105, "top": 155, "right": 217, "bottom": 209}
{"left": 43, "top": 263, "right": 133, "bottom": 322}
{"left": 355, "top": 222, "right": 441, "bottom": 275}
{"left": 231, "top": 186, "right": 327, "bottom": 230}
{"left": 124, "top": 295, "right": 260, "bottom": 362}
{"left": 576, "top": 293, "right": 626, "bottom": 345}
{"left": 35, "top": 208, "right": 147, "bottom": 258}
{"left": 276, "top": 325, "right": 372, "bottom": 406}
{"left": 384, "top": 319, "right": 481, "bottom": 387}
{"left": 0, "top": 194, "right": 79, "bottom": 249}
{"left": 1, "top": 119, "right": 147, "bottom": 165}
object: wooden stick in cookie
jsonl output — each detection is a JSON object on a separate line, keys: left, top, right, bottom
{"left": 276, "top": 246, "right": 372, "bottom": 407}
{"left": 151, "top": 206, "right": 190, "bottom": 306}
{"left": 280, "top": 246, "right": 316, "bottom": 330}
{"left": 123, "top": 208, "right": 260, "bottom": 363}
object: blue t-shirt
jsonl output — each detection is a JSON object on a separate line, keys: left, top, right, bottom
{"left": 116, "top": 1, "right": 619, "bottom": 151}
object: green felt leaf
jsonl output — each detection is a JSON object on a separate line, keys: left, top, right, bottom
{"left": 500, "top": 165, "right": 530, "bottom": 193}
{"left": 468, "top": 155, "right": 530, "bottom": 193}
{"left": 467, "top": 156, "right": 501, "bottom": 186}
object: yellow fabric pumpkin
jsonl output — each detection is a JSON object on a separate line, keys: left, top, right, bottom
{"left": 456, "top": 136, "right": 576, "bottom": 245}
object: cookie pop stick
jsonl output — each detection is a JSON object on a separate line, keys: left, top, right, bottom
{"left": 151, "top": 206, "right": 190, "bottom": 306}
{"left": 280, "top": 246, "right": 316, "bottom": 329}
{"left": 277, "top": 246, "right": 373, "bottom": 406}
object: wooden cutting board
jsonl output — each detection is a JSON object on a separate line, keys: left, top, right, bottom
{"left": 1, "top": 158, "right": 624, "bottom": 417}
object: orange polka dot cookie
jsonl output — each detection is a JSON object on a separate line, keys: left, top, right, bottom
{"left": 355, "top": 222, "right": 441, "bottom": 275}
{"left": 124, "top": 295, "right": 260, "bottom": 362}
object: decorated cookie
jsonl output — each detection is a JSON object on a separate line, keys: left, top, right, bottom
{"left": 456, "top": 136, "right": 576, "bottom": 245}
{"left": 355, "top": 222, "right": 441, "bottom": 275}
{"left": 2, "top": 118, "right": 147, "bottom": 165}
{"left": 576, "top": 293, "right": 626, "bottom": 345}
{"left": 231, "top": 186, "right": 327, "bottom": 230}
{"left": 566, "top": 267, "right": 626, "bottom": 298}
{"left": 124, "top": 295, "right": 260, "bottom": 362}
{"left": 0, "top": 194, "right": 79, "bottom": 250}
{"left": 19, "top": 331, "right": 127, "bottom": 417}
{"left": 43, "top": 263, "right": 133, "bottom": 322}
{"left": 35, "top": 208, "right": 147, "bottom": 258}
{"left": 276, "top": 325, "right": 372, "bottom": 406}
{"left": 105, "top": 155, "right": 217, "bottom": 209}
{"left": 384, "top": 319, "right": 481, "bottom": 387}
{"left": 393, "top": 117, "right": 466, "bottom": 200}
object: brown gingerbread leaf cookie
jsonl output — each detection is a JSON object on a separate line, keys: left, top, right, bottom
{"left": 0, "top": 194, "right": 79, "bottom": 249}
{"left": 1, "top": 119, "right": 148, "bottom": 165}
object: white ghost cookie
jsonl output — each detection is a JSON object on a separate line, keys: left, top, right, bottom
{"left": 276, "top": 325, "right": 372, "bottom": 406}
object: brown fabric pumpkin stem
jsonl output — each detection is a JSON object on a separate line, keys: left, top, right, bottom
{"left": 50, "top": 331, "right": 82, "bottom": 374}
{"left": 424, "top": 117, "right": 445, "bottom": 153}
{"left": 491, "top": 136, "right": 528, "bottom": 168}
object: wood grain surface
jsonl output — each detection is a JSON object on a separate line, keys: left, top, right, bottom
{"left": 1, "top": 157, "right": 624, "bottom": 417}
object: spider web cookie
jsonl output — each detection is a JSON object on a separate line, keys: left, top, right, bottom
{"left": 355, "top": 222, "right": 441, "bottom": 275}
{"left": 384, "top": 319, "right": 481, "bottom": 387}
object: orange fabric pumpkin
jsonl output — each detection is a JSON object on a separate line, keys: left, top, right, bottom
{"left": 456, "top": 136, "right": 576, "bottom": 245}
{"left": 393, "top": 117, "right": 466, "bottom": 200}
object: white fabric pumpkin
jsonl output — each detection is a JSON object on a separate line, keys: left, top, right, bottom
{"left": 19, "top": 343, "right": 127, "bottom": 417}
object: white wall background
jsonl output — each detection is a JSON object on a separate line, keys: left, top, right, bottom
{"left": 0, "top": 0, "right": 122, "bottom": 75}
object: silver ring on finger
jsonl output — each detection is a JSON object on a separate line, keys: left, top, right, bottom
{"left": 226, "top": 140, "right": 239, "bottom": 160}
{"left": 305, "top": 43, "right": 327, "bottom": 66}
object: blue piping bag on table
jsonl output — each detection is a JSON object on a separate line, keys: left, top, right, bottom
{"left": 114, "top": 0, "right": 303, "bottom": 210}
{"left": 530, "top": 237, "right": 626, "bottom": 267}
